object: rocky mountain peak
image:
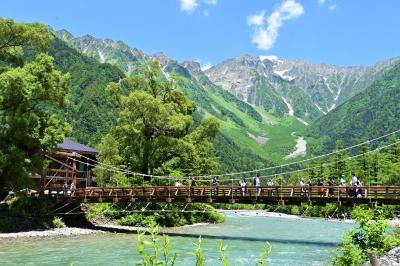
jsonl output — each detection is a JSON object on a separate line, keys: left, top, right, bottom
{"left": 180, "top": 61, "right": 202, "bottom": 75}
{"left": 151, "top": 52, "right": 171, "bottom": 66}
{"left": 56, "top": 29, "right": 74, "bottom": 41}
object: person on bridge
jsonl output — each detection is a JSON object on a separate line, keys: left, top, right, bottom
{"left": 356, "top": 179, "right": 363, "bottom": 198}
{"left": 300, "top": 178, "right": 306, "bottom": 196}
{"left": 339, "top": 175, "right": 346, "bottom": 186}
{"left": 211, "top": 177, "right": 218, "bottom": 195}
{"left": 239, "top": 177, "right": 246, "bottom": 196}
{"left": 328, "top": 176, "right": 335, "bottom": 197}
{"left": 267, "top": 179, "right": 273, "bottom": 196}
{"left": 190, "top": 177, "right": 196, "bottom": 195}
{"left": 63, "top": 181, "right": 68, "bottom": 193}
{"left": 317, "top": 178, "right": 324, "bottom": 197}
{"left": 70, "top": 182, "right": 76, "bottom": 195}
{"left": 254, "top": 175, "right": 261, "bottom": 196}
{"left": 175, "top": 179, "right": 182, "bottom": 186}
{"left": 351, "top": 173, "right": 358, "bottom": 186}
{"left": 306, "top": 179, "right": 313, "bottom": 197}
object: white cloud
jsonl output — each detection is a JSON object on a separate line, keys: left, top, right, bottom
{"left": 203, "top": 0, "right": 217, "bottom": 5}
{"left": 180, "top": 0, "right": 198, "bottom": 13}
{"left": 248, "top": 0, "right": 304, "bottom": 50}
{"left": 317, "top": 0, "right": 326, "bottom": 5}
{"left": 179, "top": 0, "right": 216, "bottom": 13}
{"left": 247, "top": 11, "right": 265, "bottom": 26}
{"left": 328, "top": 4, "right": 336, "bottom": 10}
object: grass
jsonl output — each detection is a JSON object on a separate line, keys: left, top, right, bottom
{"left": 204, "top": 89, "right": 308, "bottom": 163}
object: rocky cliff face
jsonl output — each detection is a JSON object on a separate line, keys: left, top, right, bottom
{"left": 57, "top": 29, "right": 148, "bottom": 75}
{"left": 205, "top": 54, "right": 399, "bottom": 118}
{"left": 57, "top": 29, "right": 398, "bottom": 123}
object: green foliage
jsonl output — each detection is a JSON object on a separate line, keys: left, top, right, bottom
{"left": 94, "top": 61, "right": 219, "bottom": 184}
{"left": 331, "top": 206, "right": 399, "bottom": 266}
{"left": 0, "top": 17, "right": 52, "bottom": 67}
{"left": 45, "top": 37, "right": 124, "bottom": 146}
{"left": 135, "top": 221, "right": 177, "bottom": 266}
{"left": 133, "top": 222, "right": 271, "bottom": 266}
{"left": 331, "top": 233, "right": 366, "bottom": 266}
{"left": 52, "top": 216, "right": 66, "bottom": 228}
{"left": 0, "top": 18, "right": 71, "bottom": 192}
{"left": 194, "top": 237, "right": 206, "bottom": 266}
{"left": 257, "top": 243, "right": 272, "bottom": 266}
{"left": 309, "top": 61, "right": 400, "bottom": 152}
{"left": 217, "top": 241, "right": 229, "bottom": 266}
{"left": 86, "top": 202, "right": 224, "bottom": 228}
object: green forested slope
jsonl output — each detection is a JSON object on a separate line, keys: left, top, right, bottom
{"left": 28, "top": 37, "right": 273, "bottom": 171}
{"left": 308, "top": 62, "right": 400, "bottom": 152}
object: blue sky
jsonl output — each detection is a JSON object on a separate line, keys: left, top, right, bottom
{"left": 2, "top": 0, "right": 400, "bottom": 68}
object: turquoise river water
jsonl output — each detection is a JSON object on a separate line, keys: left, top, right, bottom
{"left": 0, "top": 215, "right": 354, "bottom": 265}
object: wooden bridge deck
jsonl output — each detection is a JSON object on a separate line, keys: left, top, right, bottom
{"left": 33, "top": 185, "right": 400, "bottom": 206}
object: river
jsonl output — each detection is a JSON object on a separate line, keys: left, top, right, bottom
{"left": 0, "top": 215, "right": 354, "bottom": 265}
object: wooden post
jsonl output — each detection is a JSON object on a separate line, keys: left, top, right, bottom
{"left": 72, "top": 160, "right": 77, "bottom": 186}
{"left": 39, "top": 174, "right": 46, "bottom": 196}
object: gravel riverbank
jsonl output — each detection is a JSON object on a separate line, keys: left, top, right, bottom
{"left": 1, "top": 211, "right": 398, "bottom": 239}
{"left": 0, "top": 227, "right": 104, "bottom": 239}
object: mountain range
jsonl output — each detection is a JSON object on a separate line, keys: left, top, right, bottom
{"left": 50, "top": 29, "right": 400, "bottom": 169}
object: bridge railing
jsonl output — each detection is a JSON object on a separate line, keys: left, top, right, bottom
{"left": 35, "top": 185, "right": 400, "bottom": 203}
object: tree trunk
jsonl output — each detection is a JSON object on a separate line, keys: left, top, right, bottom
{"left": 141, "top": 138, "right": 151, "bottom": 181}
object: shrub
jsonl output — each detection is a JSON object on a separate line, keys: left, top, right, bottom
{"left": 52, "top": 216, "right": 66, "bottom": 228}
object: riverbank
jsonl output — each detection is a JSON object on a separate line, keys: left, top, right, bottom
{"left": 218, "top": 209, "right": 400, "bottom": 227}
{"left": 0, "top": 222, "right": 213, "bottom": 239}
{"left": 1, "top": 210, "right": 399, "bottom": 239}
{"left": 0, "top": 227, "right": 104, "bottom": 239}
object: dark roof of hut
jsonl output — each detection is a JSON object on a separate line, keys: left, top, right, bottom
{"left": 57, "top": 138, "right": 98, "bottom": 155}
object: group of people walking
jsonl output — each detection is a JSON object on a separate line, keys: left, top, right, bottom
{"left": 300, "top": 174, "right": 364, "bottom": 198}
{"left": 174, "top": 173, "right": 365, "bottom": 198}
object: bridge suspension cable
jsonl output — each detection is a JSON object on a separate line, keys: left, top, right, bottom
{"left": 68, "top": 138, "right": 400, "bottom": 185}
{"left": 70, "top": 129, "right": 400, "bottom": 181}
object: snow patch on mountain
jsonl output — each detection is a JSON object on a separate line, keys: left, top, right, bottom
{"left": 285, "top": 136, "right": 307, "bottom": 159}
{"left": 315, "top": 103, "right": 327, "bottom": 114}
{"left": 247, "top": 132, "right": 268, "bottom": 144}
{"left": 273, "top": 69, "right": 294, "bottom": 81}
{"left": 296, "top": 117, "right": 309, "bottom": 126}
{"left": 281, "top": 97, "right": 294, "bottom": 116}
{"left": 98, "top": 50, "right": 105, "bottom": 63}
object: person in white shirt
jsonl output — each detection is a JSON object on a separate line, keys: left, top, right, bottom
{"left": 255, "top": 175, "right": 261, "bottom": 196}
{"left": 239, "top": 177, "right": 246, "bottom": 196}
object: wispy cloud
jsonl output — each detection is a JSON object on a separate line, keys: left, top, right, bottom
{"left": 247, "top": 0, "right": 304, "bottom": 50}
{"left": 180, "top": 0, "right": 198, "bottom": 13}
{"left": 179, "top": 0, "right": 217, "bottom": 14}
{"left": 318, "top": 0, "right": 337, "bottom": 11}
{"left": 203, "top": 0, "right": 217, "bottom": 5}
{"left": 247, "top": 11, "right": 265, "bottom": 26}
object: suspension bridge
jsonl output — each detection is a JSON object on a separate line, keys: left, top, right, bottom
{"left": 30, "top": 129, "right": 400, "bottom": 207}
{"left": 33, "top": 185, "right": 400, "bottom": 206}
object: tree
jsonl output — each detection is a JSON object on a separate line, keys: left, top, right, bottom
{"left": 94, "top": 61, "right": 219, "bottom": 185}
{"left": 0, "top": 18, "right": 70, "bottom": 193}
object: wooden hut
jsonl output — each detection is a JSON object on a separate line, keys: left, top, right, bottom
{"left": 30, "top": 139, "right": 98, "bottom": 189}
